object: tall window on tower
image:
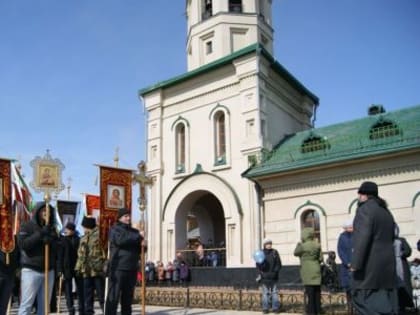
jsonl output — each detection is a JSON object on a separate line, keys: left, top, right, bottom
{"left": 214, "top": 111, "right": 226, "bottom": 165}
{"left": 202, "top": 0, "right": 213, "bottom": 20}
{"left": 229, "top": 0, "right": 242, "bottom": 13}
{"left": 175, "top": 123, "right": 186, "bottom": 173}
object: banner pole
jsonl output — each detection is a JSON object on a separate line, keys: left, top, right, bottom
{"left": 44, "top": 192, "right": 51, "bottom": 315}
{"left": 104, "top": 219, "right": 111, "bottom": 315}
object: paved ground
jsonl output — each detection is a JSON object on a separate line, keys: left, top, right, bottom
{"left": 10, "top": 300, "right": 299, "bottom": 315}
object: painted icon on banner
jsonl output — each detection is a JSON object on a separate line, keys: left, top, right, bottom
{"left": 38, "top": 165, "right": 58, "bottom": 188}
{"left": 107, "top": 184, "right": 125, "bottom": 208}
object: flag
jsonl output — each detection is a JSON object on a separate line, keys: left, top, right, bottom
{"left": 11, "top": 162, "right": 33, "bottom": 234}
{"left": 86, "top": 194, "right": 100, "bottom": 217}
{"left": 56, "top": 200, "right": 80, "bottom": 233}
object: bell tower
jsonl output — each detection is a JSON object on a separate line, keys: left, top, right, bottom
{"left": 185, "top": 0, "right": 274, "bottom": 71}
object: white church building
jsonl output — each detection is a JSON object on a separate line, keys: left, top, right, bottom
{"left": 138, "top": 0, "right": 420, "bottom": 267}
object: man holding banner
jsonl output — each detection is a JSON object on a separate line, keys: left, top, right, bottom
{"left": 104, "top": 207, "right": 144, "bottom": 315}
{"left": 17, "top": 201, "right": 59, "bottom": 315}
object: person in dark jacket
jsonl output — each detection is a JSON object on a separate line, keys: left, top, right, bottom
{"left": 0, "top": 237, "right": 20, "bottom": 315}
{"left": 393, "top": 224, "right": 414, "bottom": 314}
{"left": 104, "top": 208, "right": 144, "bottom": 315}
{"left": 58, "top": 222, "right": 84, "bottom": 315}
{"left": 294, "top": 228, "right": 322, "bottom": 315}
{"left": 351, "top": 181, "right": 398, "bottom": 315}
{"left": 256, "top": 238, "right": 282, "bottom": 314}
{"left": 337, "top": 219, "right": 353, "bottom": 313}
{"left": 17, "top": 201, "right": 59, "bottom": 315}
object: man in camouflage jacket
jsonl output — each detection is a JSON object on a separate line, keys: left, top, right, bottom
{"left": 75, "top": 216, "right": 106, "bottom": 315}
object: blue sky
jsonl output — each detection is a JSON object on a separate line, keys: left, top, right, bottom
{"left": 1, "top": 1, "right": 419, "bottom": 210}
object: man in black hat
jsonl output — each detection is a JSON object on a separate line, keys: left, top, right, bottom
{"left": 105, "top": 208, "right": 144, "bottom": 315}
{"left": 58, "top": 222, "right": 84, "bottom": 315}
{"left": 351, "top": 181, "right": 398, "bottom": 315}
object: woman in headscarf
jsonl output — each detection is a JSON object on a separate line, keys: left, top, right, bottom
{"left": 294, "top": 227, "right": 323, "bottom": 315}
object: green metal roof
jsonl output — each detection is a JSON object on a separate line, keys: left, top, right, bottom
{"left": 244, "top": 104, "right": 420, "bottom": 178}
{"left": 138, "top": 43, "right": 319, "bottom": 105}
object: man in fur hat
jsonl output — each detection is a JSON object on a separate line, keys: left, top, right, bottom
{"left": 75, "top": 216, "right": 105, "bottom": 315}
{"left": 351, "top": 181, "right": 398, "bottom": 315}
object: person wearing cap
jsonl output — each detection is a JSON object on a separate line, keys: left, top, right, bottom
{"left": 75, "top": 216, "right": 106, "bottom": 315}
{"left": 256, "top": 238, "right": 282, "bottom": 314}
{"left": 294, "top": 227, "right": 323, "bottom": 315}
{"left": 17, "top": 201, "right": 59, "bottom": 315}
{"left": 57, "top": 222, "right": 84, "bottom": 315}
{"left": 337, "top": 219, "right": 353, "bottom": 314}
{"left": 104, "top": 208, "right": 144, "bottom": 315}
{"left": 351, "top": 181, "right": 398, "bottom": 315}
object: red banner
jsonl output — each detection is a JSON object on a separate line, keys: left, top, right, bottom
{"left": 86, "top": 194, "right": 100, "bottom": 217}
{"left": 0, "top": 159, "right": 14, "bottom": 254}
{"left": 98, "top": 165, "right": 133, "bottom": 251}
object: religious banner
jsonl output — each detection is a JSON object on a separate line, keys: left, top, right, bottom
{"left": 98, "top": 165, "right": 133, "bottom": 250}
{"left": 0, "top": 158, "right": 14, "bottom": 257}
{"left": 85, "top": 194, "right": 100, "bottom": 219}
{"left": 30, "top": 150, "right": 65, "bottom": 196}
{"left": 57, "top": 200, "right": 79, "bottom": 226}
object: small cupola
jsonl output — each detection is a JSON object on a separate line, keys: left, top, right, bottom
{"left": 368, "top": 104, "right": 386, "bottom": 116}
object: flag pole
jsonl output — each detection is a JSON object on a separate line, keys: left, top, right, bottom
{"left": 132, "top": 161, "right": 152, "bottom": 315}
{"left": 44, "top": 191, "right": 51, "bottom": 315}
{"left": 104, "top": 218, "right": 111, "bottom": 315}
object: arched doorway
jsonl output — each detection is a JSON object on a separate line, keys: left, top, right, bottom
{"left": 174, "top": 190, "right": 226, "bottom": 266}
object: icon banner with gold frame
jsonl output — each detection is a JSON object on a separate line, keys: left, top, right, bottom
{"left": 30, "top": 151, "right": 65, "bottom": 195}
{"left": 97, "top": 164, "right": 133, "bottom": 251}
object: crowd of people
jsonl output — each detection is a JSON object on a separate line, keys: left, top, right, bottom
{"left": 255, "top": 181, "right": 420, "bottom": 315}
{"left": 1, "top": 181, "right": 420, "bottom": 315}
{"left": 0, "top": 205, "right": 145, "bottom": 315}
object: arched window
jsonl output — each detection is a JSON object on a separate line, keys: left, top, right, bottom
{"left": 301, "top": 209, "right": 321, "bottom": 242}
{"left": 214, "top": 111, "right": 226, "bottom": 165}
{"left": 229, "top": 0, "right": 242, "bottom": 12}
{"left": 202, "top": 0, "right": 212, "bottom": 20}
{"left": 175, "top": 123, "right": 186, "bottom": 173}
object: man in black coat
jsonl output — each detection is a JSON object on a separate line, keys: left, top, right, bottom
{"left": 351, "top": 181, "right": 398, "bottom": 315}
{"left": 58, "top": 222, "right": 84, "bottom": 315}
{"left": 17, "top": 201, "right": 59, "bottom": 315}
{"left": 104, "top": 208, "right": 143, "bottom": 315}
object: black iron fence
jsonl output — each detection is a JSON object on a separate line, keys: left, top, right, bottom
{"left": 136, "top": 287, "right": 351, "bottom": 314}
